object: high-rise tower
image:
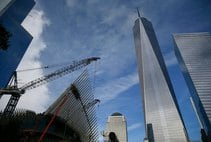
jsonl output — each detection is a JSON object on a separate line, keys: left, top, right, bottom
{"left": 133, "top": 16, "right": 189, "bottom": 141}
{"left": 173, "top": 32, "right": 211, "bottom": 139}
{"left": 103, "top": 112, "right": 128, "bottom": 142}
{"left": 0, "top": 0, "right": 14, "bottom": 16}
{"left": 0, "top": 0, "right": 35, "bottom": 88}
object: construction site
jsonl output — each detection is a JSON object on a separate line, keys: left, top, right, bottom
{"left": 0, "top": 57, "right": 100, "bottom": 142}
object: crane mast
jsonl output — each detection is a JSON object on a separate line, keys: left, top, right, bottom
{"left": 0, "top": 57, "right": 100, "bottom": 116}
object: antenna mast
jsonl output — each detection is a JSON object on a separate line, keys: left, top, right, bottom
{"left": 136, "top": 8, "right": 141, "bottom": 18}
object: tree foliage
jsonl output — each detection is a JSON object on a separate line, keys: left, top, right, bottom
{"left": 0, "top": 23, "right": 11, "bottom": 50}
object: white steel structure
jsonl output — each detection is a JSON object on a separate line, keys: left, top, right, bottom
{"left": 45, "top": 70, "right": 99, "bottom": 142}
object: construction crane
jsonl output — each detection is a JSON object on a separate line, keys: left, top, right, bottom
{"left": 0, "top": 57, "right": 100, "bottom": 116}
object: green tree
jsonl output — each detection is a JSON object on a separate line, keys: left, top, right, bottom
{"left": 0, "top": 23, "right": 11, "bottom": 50}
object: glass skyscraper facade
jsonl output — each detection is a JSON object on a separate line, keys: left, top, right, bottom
{"left": 133, "top": 17, "right": 189, "bottom": 142}
{"left": 0, "top": 0, "right": 35, "bottom": 88}
{"left": 173, "top": 33, "right": 211, "bottom": 138}
{"left": 0, "top": 0, "right": 14, "bottom": 16}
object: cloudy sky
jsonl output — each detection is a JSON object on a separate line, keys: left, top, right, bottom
{"left": 1, "top": 0, "right": 211, "bottom": 141}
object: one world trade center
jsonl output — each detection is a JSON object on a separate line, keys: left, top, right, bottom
{"left": 133, "top": 14, "right": 189, "bottom": 142}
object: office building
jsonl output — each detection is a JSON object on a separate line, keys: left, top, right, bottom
{"left": 173, "top": 33, "right": 211, "bottom": 139}
{"left": 133, "top": 16, "right": 189, "bottom": 141}
{"left": 0, "top": 0, "right": 14, "bottom": 16}
{"left": 0, "top": 0, "right": 35, "bottom": 88}
{"left": 103, "top": 112, "right": 127, "bottom": 142}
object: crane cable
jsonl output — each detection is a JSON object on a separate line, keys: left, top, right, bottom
{"left": 16, "top": 61, "right": 75, "bottom": 73}
{"left": 16, "top": 66, "right": 49, "bottom": 72}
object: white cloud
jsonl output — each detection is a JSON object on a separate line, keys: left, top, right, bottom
{"left": 95, "top": 72, "right": 139, "bottom": 103}
{"left": 128, "top": 122, "right": 143, "bottom": 131}
{"left": 101, "top": 5, "right": 127, "bottom": 25}
{"left": 0, "top": 9, "right": 51, "bottom": 113}
{"left": 16, "top": 9, "right": 50, "bottom": 113}
{"left": 164, "top": 51, "right": 178, "bottom": 67}
{"left": 66, "top": 0, "right": 77, "bottom": 8}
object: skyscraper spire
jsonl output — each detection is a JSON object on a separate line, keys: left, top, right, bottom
{"left": 136, "top": 8, "right": 141, "bottom": 18}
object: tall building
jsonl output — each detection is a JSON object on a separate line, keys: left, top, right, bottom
{"left": 133, "top": 16, "right": 189, "bottom": 141}
{"left": 103, "top": 112, "right": 128, "bottom": 142}
{"left": 0, "top": 0, "right": 15, "bottom": 16}
{"left": 0, "top": 0, "right": 35, "bottom": 88}
{"left": 173, "top": 33, "right": 211, "bottom": 138}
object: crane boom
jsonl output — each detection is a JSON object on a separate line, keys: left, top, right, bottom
{"left": 20, "top": 57, "right": 100, "bottom": 91}
{"left": 1, "top": 57, "right": 100, "bottom": 116}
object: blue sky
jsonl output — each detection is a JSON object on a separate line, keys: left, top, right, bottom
{"left": 1, "top": 0, "right": 211, "bottom": 141}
